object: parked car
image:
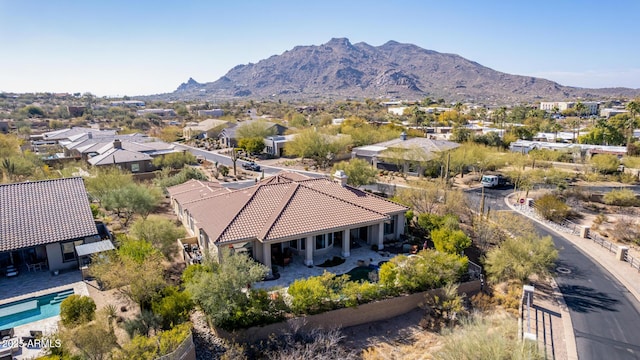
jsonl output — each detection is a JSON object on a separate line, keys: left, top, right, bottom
{"left": 242, "top": 161, "right": 261, "bottom": 171}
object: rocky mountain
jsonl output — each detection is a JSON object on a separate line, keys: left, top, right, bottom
{"left": 167, "top": 38, "right": 639, "bottom": 103}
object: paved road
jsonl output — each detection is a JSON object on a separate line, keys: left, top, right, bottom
{"left": 468, "top": 187, "right": 640, "bottom": 360}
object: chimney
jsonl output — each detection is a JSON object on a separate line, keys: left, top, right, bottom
{"left": 113, "top": 139, "right": 122, "bottom": 149}
{"left": 87, "top": 132, "right": 93, "bottom": 139}
{"left": 333, "top": 170, "right": 348, "bottom": 187}
{"left": 400, "top": 131, "right": 407, "bottom": 141}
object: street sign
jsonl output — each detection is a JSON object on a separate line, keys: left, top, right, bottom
{"left": 519, "top": 198, "right": 525, "bottom": 204}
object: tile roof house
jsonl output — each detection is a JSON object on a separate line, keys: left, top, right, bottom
{"left": 352, "top": 133, "right": 460, "bottom": 175}
{"left": 167, "top": 172, "right": 407, "bottom": 270}
{"left": 0, "top": 177, "right": 101, "bottom": 273}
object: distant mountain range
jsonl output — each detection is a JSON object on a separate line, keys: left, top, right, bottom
{"left": 160, "top": 38, "right": 639, "bottom": 103}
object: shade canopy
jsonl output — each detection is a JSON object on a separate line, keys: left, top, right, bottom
{"left": 75, "top": 240, "right": 115, "bottom": 257}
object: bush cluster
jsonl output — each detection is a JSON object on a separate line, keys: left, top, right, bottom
{"left": 60, "top": 295, "right": 96, "bottom": 327}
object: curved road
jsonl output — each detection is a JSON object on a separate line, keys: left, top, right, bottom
{"left": 468, "top": 187, "right": 640, "bottom": 360}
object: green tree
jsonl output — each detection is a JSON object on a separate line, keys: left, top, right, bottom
{"left": 20, "top": 105, "right": 45, "bottom": 118}
{"left": 102, "top": 183, "right": 162, "bottom": 226}
{"left": 66, "top": 317, "right": 118, "bottom": 360}
{"left": 378, "top": 250, "right": 468, "bottom": 294}
{"left": 130, "top": 216, "right": 186, "bottom": 259}
{"left": 90, "top": 237, "right": 167, "bottom": 308}
{"left": 431, "top": 228, "right": 471, "bottom": 254}
{"left": 152, "top": 151, "right": 196, "bottom": 169}
{"left": 151, "top": 287, "right": 194, "bottom": 330}
{"left": 484, "top": 235, "right": 557, "bottom": 284}
{"left": 237, "top": 136, "right": 265, "bottom": 154}
{"left": 534, "top": 194, "right": 571, "bottom": 222}
{"left": 236, "top": 120, "right": 277, "bottom": 140}
{"left": 60, "top": 295, "right": 97, "bottom": 327}
{"left": 285, "top": 128, "right": 351, "bottom": 168}
{"left": 331, "top": 158, "right": 377, "bottom": 187}
{"left": 185, "top": 250, "right": 269, "bottom": 328}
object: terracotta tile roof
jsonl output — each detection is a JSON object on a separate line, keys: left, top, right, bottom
{"left": 176, "top": 172, "right": 408, "bottom": 244}
{"left": 258, "top": 172, "right": 312, "bottom": 184}
{"left": 0, "top": 177, "right": 98, "bottom": 252}
{"left": 167, "top": 179, "right": 229, "bottom": 204}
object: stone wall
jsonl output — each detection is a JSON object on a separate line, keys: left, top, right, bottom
{"left": 213, "top": 280, "right": 480, "bottom": 343}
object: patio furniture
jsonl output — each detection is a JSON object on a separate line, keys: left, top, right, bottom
{"left": 0, "top": 328, "right": 14, "bottom": 340}
{"left": 5, "top": 265, "right": 17, "bottom": 277}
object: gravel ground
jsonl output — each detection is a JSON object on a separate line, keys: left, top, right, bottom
{"left": 191, "top": 311, "right": 227, "bottom": 360}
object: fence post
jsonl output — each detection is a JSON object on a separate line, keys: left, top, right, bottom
{"left": 616, "top": 246, "right": 628, "bottom": 262}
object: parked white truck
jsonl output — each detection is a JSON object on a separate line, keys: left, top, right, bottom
{"left": 481, "top": 174, "right": 508, "bottom": 188}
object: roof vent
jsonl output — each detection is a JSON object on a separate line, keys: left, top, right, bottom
{"left": 400, "top": 131, "right": 407, "bottom": 141}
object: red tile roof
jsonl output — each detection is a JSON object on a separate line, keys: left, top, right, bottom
{"left": 170, "top": 172, "right": 408, "bottom": 244}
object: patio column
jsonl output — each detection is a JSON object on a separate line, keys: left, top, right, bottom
{"left": 395, "top": 214, "right": 405, "bottom": 238}
{"left": 341, "top": 229, "right": 350, "bottom": 257}
{"left": 377, "top": 222, "right": 385, "bottom": 250}
{"left": 305, "top": 236, "right": 314, "bottom": 266}
{"left": 263, "top": 242, "right": 272, "bottom": 272}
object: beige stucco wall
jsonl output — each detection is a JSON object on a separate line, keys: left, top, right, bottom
{"left": 214, "top": 280, "right": 480, "bottom": 343}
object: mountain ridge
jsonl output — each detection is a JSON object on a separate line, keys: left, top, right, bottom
{"left": 166, "top": 38, "right": 639, "bottom": 103}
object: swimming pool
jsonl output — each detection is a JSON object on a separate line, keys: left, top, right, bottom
{"left": 0, "top": 289, "right": 74, "bottom": 329}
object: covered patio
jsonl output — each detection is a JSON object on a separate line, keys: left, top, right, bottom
{"left": 254, "top": 239, "right": 397, "bottom": 289}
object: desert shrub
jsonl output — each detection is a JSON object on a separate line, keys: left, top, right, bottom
{"left": 435, "top": 313, "right": 542, "bottom": 360}
{"left": 123, "top": 310, "right": 162, "bottom": 338}
{"left": 493, "top": 283, "right": 522, "bottom": 315}
{"left": 288, "top": 272, "right": 350, "bottom": 315}
{"left": 617, "top": 171, "right": 639, "bottom": 184}
{"left": 341, "top": 281, "right": 382, "bottom": 307}
{"left": 603, "top": 189, "right": 639, "bottom": 207}
{"left": 470, "top": 292, "right": 497, "bottom": 312}
{"left": 431, "top": 228, "right": 471, "bottom": 254}
{"left": 484, "top": 235, "right": 557, "bottom": 284}
{"left": 114, "top": 323, "right": 191, "bottom": 360}
{"left": 417, "top": 213, "right": 459, "bottom": 233}
{"left": 151, "top": 286, "right": 194, "bottom": 330}
{"left": 610, "top": 218, "right": 640, "bottom": 245}
{"left": 181, "top": 263, "right": 216, "bottom": 284}
{"left": 219, "top": 289, "right": 288, "bottom": 330}
{"left": 378, "top": 250, "right": 468, "bottom": 294}
{"left": 590, "top": 154, "right": 620, "bottom": 174}
{"left": 535, "top": 194, "right": 571, "bottom": 222}
{"left": 60, "top": 295, "right": 96, "bottom": 327}
{"left": 420, "top": 283, "right": 466, "bottom": 331}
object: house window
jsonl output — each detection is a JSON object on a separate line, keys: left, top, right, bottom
{"left": 61, "top": 240, "right": 84, "bottom": 262}
{"left": 131, "top": 163, "right": 140, "bottom": 172}
{"left": 315, "top": 233, "right": 334, "bottom": 250}
{"left": 290, "top": 240, "right": 298, "bottom": 249}
{"left": 384, "top": 216, "right": 396, "bottom": 236}
{"left": 300, "top": 238, "right": 306, "bottom": 250}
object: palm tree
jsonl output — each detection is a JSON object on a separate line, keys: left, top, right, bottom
{"left": 574, "top": 101, "right": 587, "bottom": 119}
{"left": 626, "top": 100, "right": 640, "bottom": 144}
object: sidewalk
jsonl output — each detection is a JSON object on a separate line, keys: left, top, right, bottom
{"left": 506, "top": 194, "right": 640, "bottom": 360}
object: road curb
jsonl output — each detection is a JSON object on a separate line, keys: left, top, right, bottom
{"left": 504, "top": 193, "right": 579, "bottom": 360}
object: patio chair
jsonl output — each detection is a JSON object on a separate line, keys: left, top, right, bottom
{"left": 0, "top": 328, "right": 14, "bottom": 340}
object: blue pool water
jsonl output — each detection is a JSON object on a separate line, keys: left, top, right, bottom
{"left": 0, "top": 289, "right": 74, "bottom": 329}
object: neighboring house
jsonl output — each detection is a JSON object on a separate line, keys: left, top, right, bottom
{"left": 167, "top": 172, "right": 408, "bottom": 270}
{"left": 87, "top": 139, "right": 176, "bottom": 173}
{"left": 0, "top": 177, "right": 103, "bottom": 273}
{"left": 110, "top": 100, "right": 145, "bottom": 107}
{"left": 0, "top": 121, "right": 8, "bottom": 134}
{"left": 196, "top": 109, "right": 224, "bottom": 117}
{"left": 219, "top": 120, "right": 288, "bottom": 148}
{"left": 66, "top": 106, "right": 86, "bottom": 117}
{"left": 509, "top": 139, "right": 627, "bottom": 158}
{"left": 264, "top": 134, "right": 297, "bottom": 157}
{"left": 183, "top": 119, "right": 229, "bottom": 139}
{"left": 136, "top": 109, "right": 177, "bottom": 117}
{"left": 352, "top": 133, "right": 459, "bottom": 174}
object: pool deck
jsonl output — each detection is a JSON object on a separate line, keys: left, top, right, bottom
{"left": 0, "top": 270, "right": 89, "bottom": 359}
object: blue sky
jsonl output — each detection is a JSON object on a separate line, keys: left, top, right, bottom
{"left": 1, "top": 0, "right": 639, "bottom": 97}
